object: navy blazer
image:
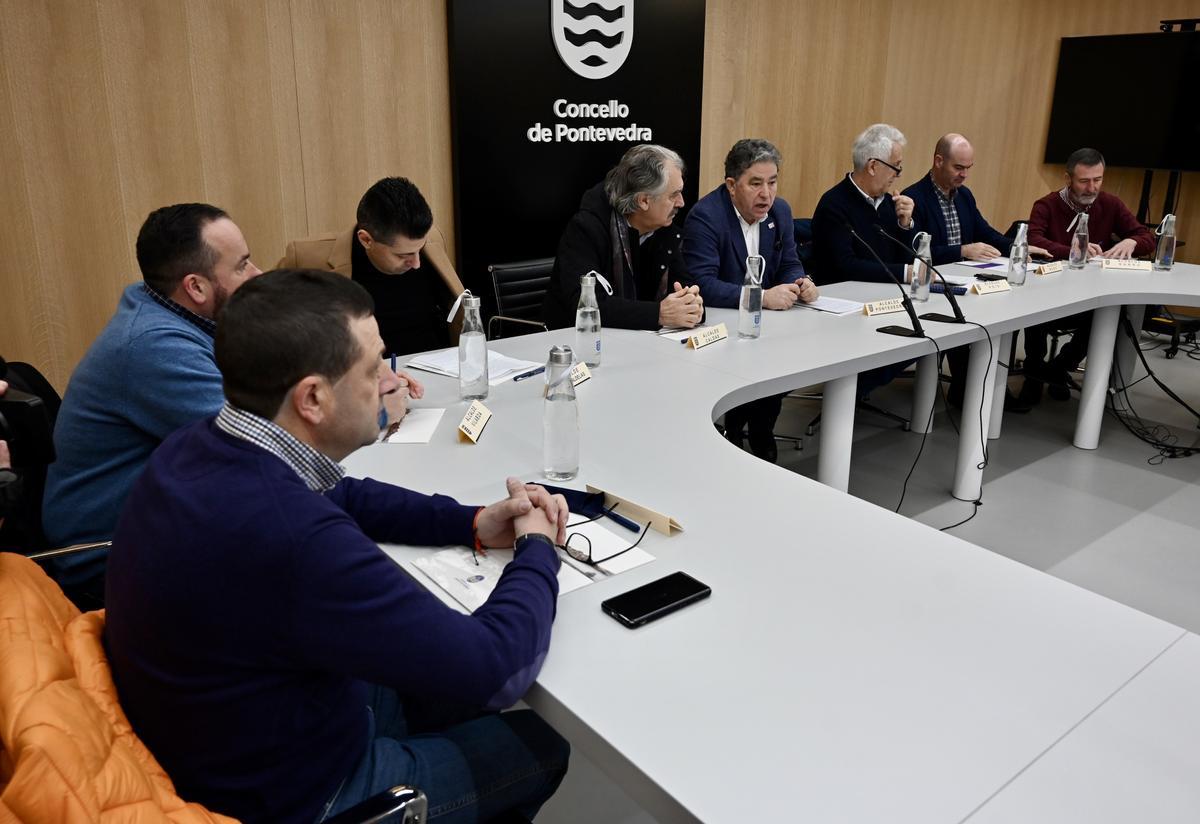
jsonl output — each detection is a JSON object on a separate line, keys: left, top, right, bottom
{"left": 810, "top": 175, "right": 914, "bottom": 284}
{"left": 903, "top": 174, "right": 1011, "bottom": 266}
{"left": 682, "top": 186, "right": 805, "bottom": 308}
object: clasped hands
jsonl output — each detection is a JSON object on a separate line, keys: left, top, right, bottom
{"left": 476, "top": 477, "right": 570, "bottom": 548}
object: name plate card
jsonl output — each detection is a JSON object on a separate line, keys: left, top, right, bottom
{"left": 569, "top": 362, "right": 591, "bottom": 387}
{"left": 1101, "top": 258, "right": 1152, "bottom": 271}
{"left": 685, "top": 323, "right": 728, "bottom": 349}
{"left": 863, "top": 297, "right": 905, "bottom": 317}
{"left": 971, "top": 279, "right": 1012, "bottom": 295}
{"left": 457, "top": 400, "right": 493, "bottom": 443}
{"left": 1035, "top": 260, "right": 1064, "bottom": 276}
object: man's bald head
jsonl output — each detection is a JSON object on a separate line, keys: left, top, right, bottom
{"left": 931, "top": 133, "right": 975, "bottom": 192}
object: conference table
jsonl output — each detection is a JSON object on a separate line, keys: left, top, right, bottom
{"left": 345, "top": 260, "right": 1200, "bottom": 822}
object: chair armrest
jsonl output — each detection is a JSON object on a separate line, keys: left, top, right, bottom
{"left": 324, "top": 785, "right": 427, "bottom": 824}
{"left": 488, "top": 315, "right": 548, "bottom": 340}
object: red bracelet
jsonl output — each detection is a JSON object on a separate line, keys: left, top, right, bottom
{"left": 472, "top": 506, "right": 486, "bottom": 554}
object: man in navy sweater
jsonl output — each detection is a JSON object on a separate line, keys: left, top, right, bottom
{"left": 904, "top": 134, "right": 1046, "bottom": 410}
{"left": 105, "top": 270, "right": 571, "bottom": 823}
{"left": 684, "top": 138, "right": 819, "bottom": 461}
{"left": 811, "top": 123, "right": 916, "bottom": 284}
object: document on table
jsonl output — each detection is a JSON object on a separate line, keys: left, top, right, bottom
{"left": 962, "top": 259, "right": 1008, "bottom": 270}
{"left": 793, "top": 296, "right": 864, "bottom": 315}
{"left": 652, "top": 325, "right": 712, "bottom": 342}
{"left": 380, "top": 408, "right": 445, "bottom": 444}
{"left": 405, "top": 349, "right": 542, "bottom": 386}
{"left": 412, "top": 520, "right": 654, "bottom": 612}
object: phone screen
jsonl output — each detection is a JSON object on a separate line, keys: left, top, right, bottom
{"left": 601, "top": 571, "right": 711, "bottom": 628}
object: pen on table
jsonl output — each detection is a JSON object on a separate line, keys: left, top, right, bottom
{"left": 390, "top": 355, "right": 397, "bottom": 372}
{"left": 513, "top": 366, "right": 545, "bottom": 382}
{"left": 603, "top": 508, "right": 641, "bottom": 533}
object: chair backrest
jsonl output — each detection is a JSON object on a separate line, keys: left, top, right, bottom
{"left": 0, "top": 552, "right": 234, "bottom": 823}
{"left": 488, "top": 258, "right": 554, "bottom": 339}
{"left": 0, "top": 359, "right": 60, "bottom": 552}
{"left": 793, "top": 218, "right": 815, "bottom": 265}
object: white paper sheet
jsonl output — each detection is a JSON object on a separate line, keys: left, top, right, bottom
{"left": 794, "top": 296, "right": 865, "bottom": 315}
{"left": 414, "top": 547, "right": 593, "bottom": 613}
{"left": 405, "top": 349, "right": 542, "bottom": 386}
{"left": 562, "top": 519, "right": 655, "bottom": 576}
{"left": 381, "top": 408, "right": 445, "bottom": 444}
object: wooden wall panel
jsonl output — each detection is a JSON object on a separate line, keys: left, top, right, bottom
{"left": 288, "top": 0, "right": 455, "bottom": 256}
{"left": 2, "top": 0, "right": 1197, "bottom": 392}
{"left": 699, "top": 0, "right": 895, "bottom": 213}
{"left": 0, "top": 0, "right": 127, "bottom": 390}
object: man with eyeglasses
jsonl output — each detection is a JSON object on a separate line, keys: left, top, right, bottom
{"left": 811, "top": 123, "right": 916, "bottom": 284}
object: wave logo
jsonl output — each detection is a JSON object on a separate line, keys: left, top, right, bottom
{"left": 551, "top": 0, "right": 634, "bottom": 80}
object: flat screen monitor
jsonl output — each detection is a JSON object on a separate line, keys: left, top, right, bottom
{"left": 1044, "top": 31, "right": 1200, "bottom": 171}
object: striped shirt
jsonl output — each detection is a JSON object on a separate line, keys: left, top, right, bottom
{"left": 215, "top": 403, "right": 344, "bottom": 493}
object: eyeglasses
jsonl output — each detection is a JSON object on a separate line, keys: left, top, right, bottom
{"left": 560, "top": 502, "right": 650, "bottom": 569}
{"left": 871, "top": 157, "right": 903, "bottom": 176}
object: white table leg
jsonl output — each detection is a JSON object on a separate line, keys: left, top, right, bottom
{"left": 953, "top": 338, "right": 998, "bottom": 501}
{"left": 911, "top": 353, "right": 938, "bottom": 435}
{"left": 817, "top": 374, "right": 857, "bottom": 492}
{"left": 1074, "top": 305, "right": 1121, "bottom": 450}
{"left": 988, "top": 332, "right": 1013, "bottom": 440}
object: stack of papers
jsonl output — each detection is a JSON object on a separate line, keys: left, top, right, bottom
{"left": 794, "top": 296, "right": 864, "bottom": 315}
{"left": 406, "top": 349, "right": 542, "bottom": 386}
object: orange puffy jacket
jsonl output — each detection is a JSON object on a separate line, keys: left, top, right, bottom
{"left": 0, "top": 553, "right": 235, "bottom": 823}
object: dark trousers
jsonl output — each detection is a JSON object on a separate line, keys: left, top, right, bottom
{"left": 1024, "top": 311, "right": 1094, "bottom": 371}
{"left": 723, "top": 394, "right": 785, "bottom": 438}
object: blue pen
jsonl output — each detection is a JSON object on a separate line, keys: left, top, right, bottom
{"left": 603, "top": 508, "right": 641, "bottom": 533}
{"left": 390, "top": 355, "right": 397, "bottom": 372}
{"left": 513, "top": 366, "right": 545, "bottom": 382}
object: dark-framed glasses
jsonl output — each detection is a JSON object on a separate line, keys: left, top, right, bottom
{"left": 871, "top": 157, "right": 903, "bottom": 176}
{"left": 560, "top": 503, "right": 650, "bottom": 568}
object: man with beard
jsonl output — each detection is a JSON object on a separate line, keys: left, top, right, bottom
{"left": 544, "top": 143, "right": 704, "bottom": 330}
{"left": 1020, "top": 148, "right": 1154, "bottom": 402}
{"left": 41, "top": 203, "right": 263, "bottom": 605}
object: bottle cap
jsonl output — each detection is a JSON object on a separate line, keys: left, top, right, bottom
{"left": 548, "top": 345, "right": 574, "bottom": 366}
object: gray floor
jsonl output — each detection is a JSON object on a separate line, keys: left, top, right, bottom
{"left": 540, "top": 326, "right": 1200, "bottom": 824}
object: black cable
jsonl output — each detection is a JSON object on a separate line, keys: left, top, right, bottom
{"left": 895, "top": 337, "right": 941, "bottom": 514}
{"left": 937, "top": 321, "right": 994, "bottom": 531}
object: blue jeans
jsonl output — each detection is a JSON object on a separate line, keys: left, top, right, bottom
{"left": 321, "top": 685, "right": 569, "bottom": 823}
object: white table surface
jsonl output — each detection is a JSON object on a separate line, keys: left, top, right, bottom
{"left": 345, "top": 261, "right": 1200, "bottom": 823}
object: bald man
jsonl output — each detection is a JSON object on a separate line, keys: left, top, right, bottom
{"left": 905, "top": 135, "right": 1046, "bottom": 409}
{"left": 904, "top": 134, "right": 1048, "bottom": 265}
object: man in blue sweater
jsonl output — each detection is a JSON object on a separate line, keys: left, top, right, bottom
{"left": 42, "top": 203, "right": 263, "bottom": 606}
{"left": 684, "top": 138, "right": 819, "bottom": 461}
{"left": 105, "top": 269, "right": 571, "bottom": 823}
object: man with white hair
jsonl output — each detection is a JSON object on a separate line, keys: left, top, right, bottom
{"left": 810, "top": 123, "right": 916, "bottom": 284}
{"left": 543, "top": 143, "right": 704, "bottom": 330}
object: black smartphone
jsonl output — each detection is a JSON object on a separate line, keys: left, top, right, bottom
{"left": 974, "top": 272, "right": 1009, "bottom": 281}
{"left": 601, "top": 571, "right": 711, "bottom": 629}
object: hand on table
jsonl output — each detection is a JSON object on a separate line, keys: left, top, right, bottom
{"left": 475, "top": 477, "right": 569, "bottom": 548}
{"left": 962, "top": 242, "right": 1001, "bottom": 261}
{"left": 1100, "top": 239, "right": 1138, "bottom": 260}
{"left": 762, "top": 283, "right": 800, "bottom": 310}
{"left": 659, "top": 282, "right": 703, "bottom": 328}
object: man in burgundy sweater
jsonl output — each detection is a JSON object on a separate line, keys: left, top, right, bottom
{"left": 1020, "top": 148, "right": 1155, "bottom": 402}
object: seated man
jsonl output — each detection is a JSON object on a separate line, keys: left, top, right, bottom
{"left": 543, "top": 143, "right": 704, "bottom": 330}
{"left": 42, "top": 203, "right": 263, "bottom": 605}
{"left": 904, "top": 134, "right": 1047, "bottom": 410}
{"left": 1022, "top": 147, "right": 1155, "bottom": 402}
{"left": 684, "top": 138, "right": 819, "bottom": 461}
{"left": 278, "top": 176, "right": 466, "bottom": 357}
{"left": 811, "top": 124, "right": 916, "bottom": 396}
{"left": 105, "top": 269, "right": 571, "bottom": 823}
{"left": 811, "top": 123, "right": 915, "bottom": 285}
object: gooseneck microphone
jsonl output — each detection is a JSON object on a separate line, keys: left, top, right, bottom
{"left": 873, "top": 226, "right": 967, "bottom": 324}
{"left": 845, "top": 223, "right": 925, "bottom": 338}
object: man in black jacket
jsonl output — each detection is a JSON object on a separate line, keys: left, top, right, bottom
{"left": 544, "top": 144, "right": 704, "bottom": 330}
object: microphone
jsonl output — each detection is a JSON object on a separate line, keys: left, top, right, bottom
{"left": 844, "top": 223, "right": 925, "bottom": 338}
{"left": 873, "top": 226, "right": 966, "bottom": 324}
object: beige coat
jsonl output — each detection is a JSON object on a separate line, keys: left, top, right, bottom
{"left": 276, "top": 225, "right": 466, "bottom": 340}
